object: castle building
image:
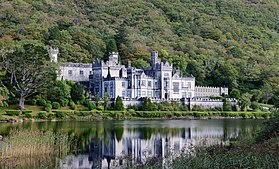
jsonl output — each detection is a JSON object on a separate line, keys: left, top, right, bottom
{"left": 49, "top": 48, "right": 228, "bottom": 100}
{"left": 90, "top": 51, "right": 196, "bottom": 99}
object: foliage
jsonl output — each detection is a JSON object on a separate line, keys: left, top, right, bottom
{"left": 24, "top": 113, "right": 32, "bottom": 118}
{"left": 0, "top": 85, "right": 9, "bottom": 107}
{"left": 2, "top": 42, "right": 58, "bottom": 110}
{"left": 256, "top": 114, "right": 279, "bottom": 143}
{"left": 0, "top": 0, "right": 278, "bottom": 106}
{"left": 44, "top": 103, "right": 52, "bottom": 112}
{"left": 69, "top": 100, "right": 76, "bottom": 110}
{"left": 52, "top": 102, "right": 60, "bottom": 109}
{"left": 70, "top": 83, "right": 84, "bottom": 103}
{"left": 38, "top": 111, "right": 47, "bottom": 119}
{"left": 47, "top": 80, "right": 71, "bottom": 105}
{"left": 115, "top": 96, "right": 124, "bottom": 111}
{"left": 230, "top": 89, "right": 240, "bottom": 99}
{"left": 238, "top": 93, "right": 252, "bottom": 111}
{"left": 251, "top": 101, "right": 260, "bottom": 111}
{"left": 223, "top": 99, "right": 232, "bottom": 111}
{"left": 191, "top": 105, "right": 205, "bottom": 111}
{"left": 82, "top": 99, "right": 96, "bottom": 110}
{"left": 103, "top": 93, "right": 110, "bottom": 110}
{"left": 5, "top": 110, "right": 20, "bottom": 116}
{"left": 37, "top": 99, "right": 47, "bottom": 106}
{"left": 0, "top": 130, "right": 70, "bottom": 159}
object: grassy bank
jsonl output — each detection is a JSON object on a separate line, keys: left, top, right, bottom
{"left": 0, "top": 104, "right": 274, "bottom": 121}
{"left": 0, "top": 129, "right": 70, "bottom": 159}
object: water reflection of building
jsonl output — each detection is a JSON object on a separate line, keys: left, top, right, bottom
{"left": 60, "top": 126, "right": 240, "bottom": 169}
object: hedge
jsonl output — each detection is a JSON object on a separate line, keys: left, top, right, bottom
{"left": 6, "top": 110, "right": 20, "bottom": 116}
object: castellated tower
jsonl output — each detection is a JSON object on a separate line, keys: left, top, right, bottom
{"left": 48, "top": 47, "right": 59, "bottom": 63}
{"left": 109, "top": 52, "right": 119, "bottom": 64}
{"left": 151, "top": 51, "right": 158, "bottom": 70}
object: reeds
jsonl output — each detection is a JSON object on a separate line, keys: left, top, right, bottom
{"left": 0, "top": 129, "right": 70, "bottom": 159}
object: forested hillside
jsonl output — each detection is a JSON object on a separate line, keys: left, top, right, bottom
{"left": 0, "top": 0, "right": 278, "bottom": 103}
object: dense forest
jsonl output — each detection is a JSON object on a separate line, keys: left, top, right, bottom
{"left": 0, "top": 0, "right": 278, "bottom": 104}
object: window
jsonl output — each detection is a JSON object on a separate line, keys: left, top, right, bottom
{"left": 122, "top": 82, "right": 125, "bottom": 87}
{"left": 173, "top": 82, "right": 179, "bottom": 93}
{"left": 141, "top": 80, "right": 146, "bottom": 86}
{"left": 164, "top": 80, "right": 168, "bottom": 88}
{"left": 80, "top": 70, "right": 84, "bottom": 76}
{"left": 122, "top": 91, "right": 125, "bottom": 97}
{"left": 148, "top": 91, "right": 152, "bottom": 97}
{"left": 154, "top": 82, "right": 157, "bottom": 88}
{"left": 164, "top": 73, "right": 169, "bottom": 77}
{"left": 68, "top": 70, "right": 72, "bottom": 76}
{"left": 182, "top": 92, "right": 187, "bottom": 98}
{"left": 148, "top": 81, "right": 152, "bottom": 87}
{"left": 188, "top": 82, "right": 191, "bottom": 89}
{"left": 142, "top": 91, "right": 146, "bottom": 96}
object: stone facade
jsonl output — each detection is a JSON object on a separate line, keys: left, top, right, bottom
{"left": 90, "top": 51, "right": 196, "bottom": 100}
{"left": 195, "top": 86, "right": 228, "bottom": 97}
{"left": 49, "top": 48, "right": 229, "bottom": 103}
{"left": 58, "top": 62, "right": 92, "bottom": 82}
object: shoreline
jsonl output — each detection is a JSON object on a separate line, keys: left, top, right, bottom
{"left": 0, "top": 114, "right": 271, "bottom": 123}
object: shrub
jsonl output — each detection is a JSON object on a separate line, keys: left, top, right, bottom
{"left": 22, "top": 110, "right": 32, "bottom": 114}
{"left": 174, "top": 112, "right": 182, "bottom": 117}
{"left": 179, "top": 105, "right": 189, "bottom": 111}
{"left": 83, "top": 99, "right": 96, "bottom": 110}
{"left": 47, "top": 113, "right": 55, "bottom": 119}
{"left": 193, "top": 112, "right": 208, "bottom": 118}
{"left": 256, "top": 114, "right": 279, "bottom": 142}
{"left": 38, "top": 99, "right": 46, "bottom": 106}
{"left": 97, "top": 105, "right": 104, "bottom": 111}
{"left": 69, "top": 100, "right": 76, "bottom": 110}
{"left": 54, "top": 111, "right": 66, "bottom": 119}
{"left": 25, "top": 113, "right": 32, "bottom": 118}
{"left": 44, "top": 103, "right": 52, "bottom": 112}
{"left": 75, "top": 111, "right": 92, "bottom": 116}
{"left": 6, "top": 110, "right": 20, "bottom": 116}
{"left": 52, "top": 102, "right": 60, "bottom": 109}
{"left": 25, "top": 99, "right": 37, "bottom": 105}
{"left": 38, "top": 111, "right": 47, "bottom": 119}
{"left": 251, "top": 101, "right": 260, "bottom": 110}
{"left": 223, "top": 99, "right": 232, "bottom": 111}
{"left": 59, "top": 98, "right": 69, "bottom": 107}
{"left": 192, "top": 105, "right": 205, "bottom": 111}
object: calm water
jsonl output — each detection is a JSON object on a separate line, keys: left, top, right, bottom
{"left": 0, "top": 119, "right": 264, "bottom": 169}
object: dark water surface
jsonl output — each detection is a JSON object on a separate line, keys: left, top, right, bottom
{"left": 0, "top": 119, "right": 264, "bottom": 169}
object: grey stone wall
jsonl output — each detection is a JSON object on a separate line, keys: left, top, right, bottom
{"left": 58, "top": 63, "right": 92, "bottom": 82}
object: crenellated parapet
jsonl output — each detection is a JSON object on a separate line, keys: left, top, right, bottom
{"left": 60, "top": 62, "right": 92, "bottom": 68}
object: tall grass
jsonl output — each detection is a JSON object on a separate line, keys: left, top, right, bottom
{"left": 0, "top": 129, "right": 70, "bottom": 159}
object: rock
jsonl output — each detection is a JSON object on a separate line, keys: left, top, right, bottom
{"left": 0, "top": 135, "right": 2, "bottom": 141}
{"left": 9, "top": 118, "right": 17, "bottom": 123}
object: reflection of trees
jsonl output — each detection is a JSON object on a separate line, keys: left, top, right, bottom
{"left": 222, "top": 120, "right": 263, "bottom": 141}
{"left": 127, "top": 127, "right": 183, "bottom": 140}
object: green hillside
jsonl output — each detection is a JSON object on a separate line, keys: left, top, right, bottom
{"left": 0, "top": 0, "right": 278, "bottom": 96}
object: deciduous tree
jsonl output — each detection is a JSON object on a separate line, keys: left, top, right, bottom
{"left": 2, "top": 42, "right": 58, "bottom": 110}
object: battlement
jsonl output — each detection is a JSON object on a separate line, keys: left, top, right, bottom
{"left": 48, "top": 47, "right": 59, "bottom": 53}
{"left": 60, "top": 62, "right": 92, "bottom": 68}
{"left": 48, "top": 47, "right": 59, "bottom": 63}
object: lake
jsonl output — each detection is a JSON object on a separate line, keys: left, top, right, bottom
{"left": 0, "top": 119, "right": 264, "bottom": 169}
